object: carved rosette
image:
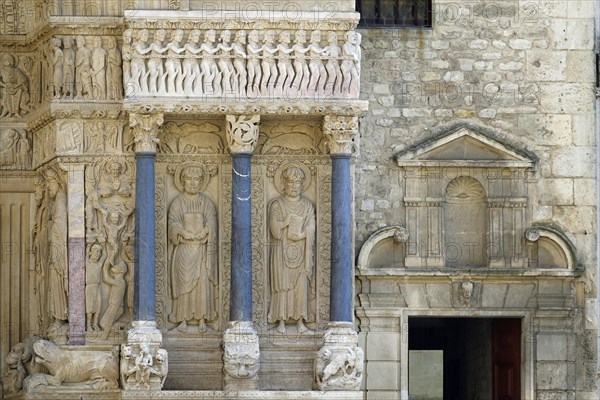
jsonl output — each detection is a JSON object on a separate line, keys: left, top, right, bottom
{"left": 315, "top": 322, "right": 364, "bottom": 391}
{"left": 222, "top": 321, "right": 260, "bottom": 390}
{"left": 129, "top": 113, "right": 164, "bottom": 153}
{"left": 322, "top": 116, "right": 359, "bottom": 155}
{"left": 225, "top": 115, "right": 260, "bottom": 154}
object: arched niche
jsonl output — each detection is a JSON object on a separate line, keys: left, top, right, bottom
{"left": 357, "top": 226, "right": 408, "bottom": 269}
{"left": 525, "top": 226, "right": 575, "bottom": 270}
{"left": 443, "top": 176, "right": 487, "bottom": 267}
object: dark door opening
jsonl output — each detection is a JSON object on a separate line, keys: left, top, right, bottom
{"left": 408, "top": 317, "right": 521, "bottom": 400}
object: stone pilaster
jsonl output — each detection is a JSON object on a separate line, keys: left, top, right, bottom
{"left": 223, "top": 114, "right": 260, "bottom": 390}
{"left": 315, "top": 116, "right": 363, "bottom": 391}
{"left": 123, "top": 113, "right": 168, "bottom": 391}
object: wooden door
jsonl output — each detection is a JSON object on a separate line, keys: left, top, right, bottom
{"left": 492, "top": 318, "right": 521, "bottom": 400}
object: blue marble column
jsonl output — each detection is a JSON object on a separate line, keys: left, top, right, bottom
{"left": 330, "top": 154, "right": 353, "bottom": 322}
{"left": 230, "top": 152, "right": 253, "bottom": 321}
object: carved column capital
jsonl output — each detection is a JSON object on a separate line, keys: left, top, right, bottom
{"left": 129, "top": 113, "right": 164, "bottom": 153}
{"left": 323, "top": 115, "right": 359, "bottom": 155}
{"left": 225, "top": 114, "right": 260, "bottom": 153}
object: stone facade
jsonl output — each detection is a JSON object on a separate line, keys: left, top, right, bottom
{"left": 0, "top": 0, "right": 598, "bottom": 399}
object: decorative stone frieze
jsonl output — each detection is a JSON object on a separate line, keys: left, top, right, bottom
{"left": 314, "top": 322, "right": 363, "bottom": 391}
{"left": 225, "top": 114, "right": 260, "bottom": 153}
{"left": 129, "top": 113, "right": 164, "bottom": 153}
{"left": 322, "top": 115, "right": 359, "bottom": 155}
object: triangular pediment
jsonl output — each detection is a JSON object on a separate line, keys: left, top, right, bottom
{"left": 395, "top": 125, "right": 535, "bottom": 168}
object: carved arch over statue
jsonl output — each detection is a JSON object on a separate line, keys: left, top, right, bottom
{"left": 394, "top": 123, "right": 539, "bottom": 269}
{"left": 524, "top": 225, "right": 576, "bottom": 270}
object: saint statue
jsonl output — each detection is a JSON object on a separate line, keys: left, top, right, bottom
{"left": 168, "top": 164, "right": 218, "bottom": 334}
{"left": 268, "top": 165, "right": 316, "bottom": 334}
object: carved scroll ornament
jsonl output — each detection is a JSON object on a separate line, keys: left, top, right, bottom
{"left": 225, "top": 114, "right": 260, "bottom": 153}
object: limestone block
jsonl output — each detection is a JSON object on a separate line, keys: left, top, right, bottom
{"left": 400, "top": 284, "right": 429, "bottom": 308}
{"left": 366, "top": 391, "right": 401, "bottom": 399}
{"left": 525, "top": 51, "right": 566, "bottom": 81}
{"left": 517, "top": 114, "right": 571, "bottom": 146}
{"left": 566, "top": 51, "right": 596, "bottom": 83}
{"left": 366, "top": 333, "right": 400, "bottom": 360}
{"left": 478, "top": 109, "right": 497, "bottom": 119}
{"left": 553, "top": 206, "right": 595, "bottom": 234}
{"left": 540, "top": 83, "right": 595, "bottom": 114}
{"left": 537, "top": 334, "right": 568, "bottom": 361}
{"left": 584, "top": 299, "right": 597, "bottom": 330}
{"left": 573, "top": 179, "right": 596, "bottom": 205}
{"left": 550, "top": 19, "right": 594, "bottom": 50}
{"left": 538, "top": 281, "right": 567, "bottom": 296}
{"left": 469, "top": 39, "right": 488, "bottom": 49}
{"left": 572, "top": 114, "right": 596, "bottom": 146}
{"left": 533, "top": 206, "right": 553, "bottom": 221}
{"left": 481, "top": 284, "right": 507, "bottom": 308}
{"left": 536, "top": 362, "right": 568, "bottom": 389}
{"left": 509, "top": 39, "right": 532, "bottom": 50}
{"left": 425, "top": 284, "right": 452, "bottom": 308}
{"left": 365, "top": 361, "right": 399, "bottom": 390}
{"left": 552, "top": 146, "right": 596, "bottom": 177}
{"left": 536, "top": 179, "right": 573, "bottom": 205}
{"left": 504, "top": 284, "right": 535, "bottom": 308}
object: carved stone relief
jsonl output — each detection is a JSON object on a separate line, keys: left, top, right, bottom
{"left": 123, "top": 29, "right": 361, "bottom": 99}
{"left": 0, "top": 53, "right": 31, "bottom": 118}
{"left": 0, "top": 128, "right": 31, "bottom": 169}
{"left": 267, "top": 163, "right": 316, "bottom": 334}
{"left": 158, "top": 121, "right": 224, "bottom": 154}
{"left": 85, "top": 158, "right": 135, "bottom": 339}
{"left": 257, "top": 122, "right": 324, "bottom": 155}
{"left": 121, "top": 342, "right": 168, "bottom": 389}
{"left": 315, "top": 323, "right": 363, "bottom": 391}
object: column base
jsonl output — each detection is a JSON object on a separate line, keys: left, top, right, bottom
{"left": 314, "top": 322, "right": 364, "bottom": 391}
{"left": 122, "top": 321, "right": 168, "bottom": 391}
{"left": 223, "top": 321, "right": 260, "bottom": 390}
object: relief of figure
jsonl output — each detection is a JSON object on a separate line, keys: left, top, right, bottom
{"left": 75, "top": 36, "right": 92, "bottom": 99}
{"left": 0, "top": 128, "right": 18, "bottom": 165}
{"left": 232, "top": 30, "right": 247, "bottom": 97}
{"left": 129, "top": 342, "right": 152, "bottom": 389}
{"left": 182, "top": 30, "right": 202, "bottom": 96}
{"left": 260, "top": 30, "right": 278, "bottom": 96}
{"left": 148, "top": 29, "right": 168, "bottom": 94}
{"left": 131, "top": 29, "right": 151, "bottom": 95}
{"left": 4, "top": 343, "right": 27, "bottom": 393}
{"left": 307, "top": 30, "right": 327, "bottom": 96}
{"left": 290, "top": 30, "right": 310, "bottom": 97}
{"left": 33, "top": 174, "right": 48, "bottom": 331}
{"left": 164, "top": 29, "right": 185, "bottom": 94}
{"left": 275, "top": 30, "right": 294, "bottom": 97}
{"left": 268, "top": 165, "right": 316, "bottom": 334}
{"left": 16, "top": 131, "right": 31, "bottom": 168}
{"left": 122, "top": 30, "right": 133, "bottom": 95}
{"left": 200, "top": 30, "right": 220, "bottom": 95}
{"left": 46, "top": 169, "right": 69, "bottom": 329}
{"left": 246, "top": 30, "right": 262, "bottom": 97}
{"left": 218, "top": 30, "right": 234, "bottom": 94}
{"left": 90, "top": 37, "right": 107, "bottom": 100}
{"left": 0, "top": 53, "right": 31, "bottom": 118}
{"left": 324, "top": 31, "right": 342, "bottom": 96}
{"left": 106, "top": 37, "right": 122, "bottom": 100}
{"left": 341, "top": 31, "right": 360, "bottom": 96}
{"left": 51, "top": 37, "right": 63, "bottom": 99}
{"left": 168, "top": 164, "right": 218, "bottom": 334}
{"left": 86, "top": 243, "right": 104, "bottom": 332}
{"left": 99, "top": 160, "right": 133, "bottom": 198}
{"left": 62, "top": 36, "right": 75, "bottom": 98}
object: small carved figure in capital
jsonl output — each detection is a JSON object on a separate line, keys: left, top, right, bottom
{"left": 133, "top": 342, "right": 152, "bottom": 388}
{"left": 275, "top": 30, "right": 295, "bottom": 97}
{"left": 0, "top": 53, "right": 31, "bottom": 118}
{"left": 232, "top": 30, "right": 247, "bottom": 97}
{"left": 165, "top": 29, "right": 186, "bottom": 94}
{"left": 307, "top": 30, "right": 327, "bottom": 96}
{"left": 62, "top": 37, "right": 75, "bottom": 98}
{"left": 86, "top": 243, "right": 104, "bottom": 332}
{"left": 46, "top": 169, "right": 68, "bottom": 330}
{"left": 260, "top": 30, "right": 278, "bottom": 96}
{"left": 107, "top": 37, "right": 123, "bottom": 100}
{"left": 268, "top": 164, "right": 316, "bottom": 334}
{"left": 218, "top": 30, "right": 235, "bottom": 94}
{"left": 16, "top": 130, "right": 31, "bottom": 168}
{"left": 290, "top": 30, "right": 310, "bottom": 96}
{"left": 200, "top": 30, "right": 220, "bottom": 95}
{"left": 246, "top": 30, "right": 262, "bottom": 97}
{"left": 182, "top": 30, "right": 202, "bottom": 96}
{"left": 168, "top": 163, "right": 218, "bottom": 334}
{"left": 75, "top": 36, "right": 92, "bottom": 99}
{"left": 51, "top": 37, "right": 64, "bottom": 99}
{"left": 148, "top": 29, "right": 168, "bottom": 95}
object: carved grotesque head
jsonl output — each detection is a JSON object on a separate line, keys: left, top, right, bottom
{"left": 223, "top": 347, "right": 260, "bottom": 379}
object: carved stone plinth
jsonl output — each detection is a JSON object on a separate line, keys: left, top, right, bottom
{"left": 122, "top": 321, "right": 168, "bottom": 391}
{"left": 222, "top": 321, "right": 260, "bottom": 391}
{"left": 314, "top": 322, "right": 363, "bottom": 391}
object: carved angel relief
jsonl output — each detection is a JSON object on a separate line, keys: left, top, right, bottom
{"left": 85, "top": 159, "right": 135, "bottom": 339}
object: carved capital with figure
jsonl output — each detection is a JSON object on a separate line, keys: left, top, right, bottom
{"left": 323, "top": 115, "right": 359, "bottom": 155}
{"left": 129, "top": 113, "right": 164, "bottom": 153}
{"left": 225, "top": 114, "right": 260, "bottom": 153}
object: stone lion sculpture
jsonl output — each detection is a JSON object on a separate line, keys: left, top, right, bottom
{"left": 23, "top": 339, "right": 119, "bottom": 392}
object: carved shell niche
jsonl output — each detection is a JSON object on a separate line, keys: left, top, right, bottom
{"left": 445, "top": 176, "right": 485, "bottom": 202}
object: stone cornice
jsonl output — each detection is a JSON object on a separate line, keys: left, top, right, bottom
{"left": 26, "top": 102, "right": 124, "bottom": 132}
{"left": 123, "top": 99, "right": 368, "bottom": 117}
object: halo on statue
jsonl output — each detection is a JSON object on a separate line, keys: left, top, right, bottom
{"left": 173, "top": 162, "right": 209, "bottom": 193}
{"left": 273, "top": 162, "right": 311, "bottom": 196}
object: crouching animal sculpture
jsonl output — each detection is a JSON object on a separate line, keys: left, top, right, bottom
{"left": 24, "top": 339, "right": 119, "bottom": 392}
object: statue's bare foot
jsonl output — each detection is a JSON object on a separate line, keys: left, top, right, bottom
{"left": 276, "top": 320, "right": 286, "bottom": 334}
{"left": 297, "top": 319, "right": 308, "bottom": 334}
{"left": 177, "top": 321, "right": 187, "bottom": 333}
{"left": 93, "top": 324, "right": 100, "bottom": 332}
{"left": 198, "top": 319, "right": 207, "bottom": 333}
